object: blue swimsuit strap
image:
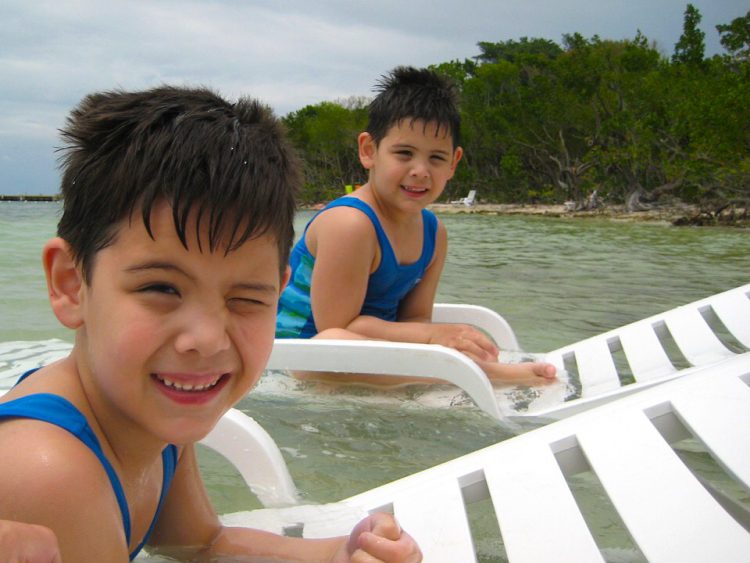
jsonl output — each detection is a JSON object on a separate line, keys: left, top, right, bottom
{"left": 131, "top": 444, "right": 178, "bottom": 558}
{"left": 323, "top": 197, "right": 390, "bottom": 249}
{"left": 323, "top": 198, "right": 436, "bottom": 267}
{"left": 0, "top": 392, "right": 177, "bottom": 560}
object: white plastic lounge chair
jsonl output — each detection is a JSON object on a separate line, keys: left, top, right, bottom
{"left": 268, "top": 283, "right": 750, "bottom": 422}
{"left": 3, "top": 284, "right": 748, "bottom": 423}
{"left": 216, "top": 355, "right": 750, "bottom": 562}
{"left": 4, "top": 349, "right": 746, "bottom": 562}
{"left": 450, "top": 189, "right": 477, "bottom": 206}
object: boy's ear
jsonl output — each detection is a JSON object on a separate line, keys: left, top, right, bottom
{"left": 448, "top": 146, "right": 464, "bottom": 178}
{"left": 280, "top": 265, "right": 291, "bottom": 294}
{"left": 358, "top": 132, "right": 376, "bottom": 169}
{"left": 43, "top": 238, "right": 84, "bottom": 329}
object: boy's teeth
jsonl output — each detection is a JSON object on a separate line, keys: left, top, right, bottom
{"left": 159, "top": 376, "right": 220, "bottom": 392}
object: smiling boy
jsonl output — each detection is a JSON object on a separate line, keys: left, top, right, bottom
{"left": 0, "top": 86, "right": 420, "bottom": 562}
{"left": 277, "top": 66, "right": 556, "bottom": 384}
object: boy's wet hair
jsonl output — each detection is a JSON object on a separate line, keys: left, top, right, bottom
{"left": 366, "top": 66, "right": 460, "bottom": 147}
{"left": 57, "top": 85, "right": 300, "bottom": 282}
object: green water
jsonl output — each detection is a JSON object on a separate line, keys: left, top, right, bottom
{"left": 1, "top": 201, "right": 749, "bottom": 560}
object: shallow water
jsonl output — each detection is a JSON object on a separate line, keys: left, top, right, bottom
{"left": 1, "top": 201, "right": 748, "bottom": 560}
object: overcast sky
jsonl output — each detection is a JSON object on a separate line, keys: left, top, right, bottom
{"left": 1, "top": 0, "right": 746, "bottom": 195}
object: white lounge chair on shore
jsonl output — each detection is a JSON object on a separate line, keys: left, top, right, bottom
{"left": 450, "top": 189, "right": 477, "bottom": 206}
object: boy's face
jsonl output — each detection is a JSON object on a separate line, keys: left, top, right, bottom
{"left": 72, "top": 201, "right": 288, "bottom": 445}
{"left": 359, "top": 119, "right": 462, "bottom": 210}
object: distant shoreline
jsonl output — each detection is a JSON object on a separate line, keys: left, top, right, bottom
{"left": 426, "top": 202, "right": 749, "bottom": 227}
{"left": 0, "top": 195, "right": 59, "bottom": 202}
{"left": 428, "top": 202, "right": 686, "bottom": 221}
{"left": 303, "top": 201, "right": 749, "bottom": 227}
{"left": 3, "top": 197, "right": 745, "bottom": 227}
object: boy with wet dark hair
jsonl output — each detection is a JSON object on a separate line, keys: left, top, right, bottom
{"left": 365, "top": 66, "right": 461, "bottom": 148}
{"left": 57, "top": 86, "right": 297, "bottom": 280}
{"left": 0, "top": 85, "right": 420, "bottom": 562}
{"left": 277, "top": 66, "right": 556, "bottom": 384}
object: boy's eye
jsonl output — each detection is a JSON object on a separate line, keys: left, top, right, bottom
{"left": 430, "top": 154, "right": 447, "bottom": 162}
{"left": 228, "top": 297, "right": 269, "bottom": 313}
{"left": 140, "top": 283, "right": 180, "bottom": 297}
{"left": 395, "top": 150, "right": 412, "bottom": 158}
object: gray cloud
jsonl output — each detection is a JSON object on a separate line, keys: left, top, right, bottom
{"left": 1, "top": 0, "right": 746, "bottom": 194}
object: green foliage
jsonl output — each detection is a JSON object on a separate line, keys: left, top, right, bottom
{"left": 673, "top": 4, "right": 706, "bottom": 65}
{"left": 283, "top": 100, "right": 367, "bottom": 202}
{"left": 285, "top": 7, "right": 749, "bottom": 210}
{"left": 716, "top": 10, "right": 750, "bottom": 62}
{"left": 476, "top": 37, "right": 563, "bottom": 65}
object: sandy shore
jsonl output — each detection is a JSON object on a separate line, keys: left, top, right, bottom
{"left": 303, "top": 201, "right": 748, "bottom": 226}
{"left": 429, "top": 202, "right": 750, "bottom": 227}
{"left": 429, "top": 202, "right": 687, "bottom": 221}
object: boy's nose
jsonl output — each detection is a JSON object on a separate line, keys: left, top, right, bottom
{"left": 173, "top": 308, "right": 231, "bottom": 356}
{"left": 409, "top": 160, "right": 429, "bottom": 178}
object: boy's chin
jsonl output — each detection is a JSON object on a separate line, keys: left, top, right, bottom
{"left": 163, "top": 420, "right": 223, "bottom": 446}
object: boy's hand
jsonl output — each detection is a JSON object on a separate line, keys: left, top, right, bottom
{"left": 334, "top": 513, "right": 422, "bottom": 562}
{"left": 427, "top": 324, "right": 499, "bottom": 363}
{"left": 0, "top": 520, "right": 61, "bottom": 563}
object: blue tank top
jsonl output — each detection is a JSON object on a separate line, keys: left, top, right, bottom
{"left": 0, "top": 371, "right": 178, "bottom": 561}
{"left": 277, "top": 197, "right": 438, "bottom": 338}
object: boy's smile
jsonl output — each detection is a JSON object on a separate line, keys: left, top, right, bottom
{"left": 72, "top": 202, "right": 287, "bottom": 445}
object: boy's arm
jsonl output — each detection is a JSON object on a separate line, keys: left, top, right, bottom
{"left": 149, "top": 444, "right": 420, "bottom": 562}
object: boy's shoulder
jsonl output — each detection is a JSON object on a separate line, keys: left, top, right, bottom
{"left": 0, "top": 413, "right": 130, "bottom": 557}
{"left": 0, "top": 415, "right": 118, "bottom": 509}
{"left": 0, "top": 415, "right": 110, "bottom": 491}
{"left": 310, "top": 201, "right": 380, "bottom": 240}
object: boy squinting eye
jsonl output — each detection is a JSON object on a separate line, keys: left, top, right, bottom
{"left": 228, "top": 296, "right": 270, "bottom": 313}
{"left": 140, "top": 283, "right": 180, "bottom": 296}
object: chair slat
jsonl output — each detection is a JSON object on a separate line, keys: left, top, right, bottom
{"left": 709, "top": 290, "right": 750, "bottom": 349}
{"left": 618, "top": 322, "right": 677, "bottom": 381}
{"left": 393, "top": 478, "right": 476, "bottom": 562}
{"left": 578, "top": 410, "right": 750, "bottom": 562}
{"left": 485, "top": 441, "right": 603, "bottom": 563}
{"left": 664, "top": 307, "right": 733, "bottom": 366}
{"left": 671, "top": 373, "right": 750, "bottom": 487}
{"left": 573, "top": 339, "right": 621, "bottom": 397}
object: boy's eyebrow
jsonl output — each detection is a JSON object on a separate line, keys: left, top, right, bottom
{"left": 125, "top": 261, "right": 278, "bottom": 292}
{"left": 232, "top": 281, "right": 279, "bottom": 293}
{"left": 126, "top": 261, "right": 195, "bottom": 279}
{"left": 391, "top": 142, "right": 451, "bottom": 156}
